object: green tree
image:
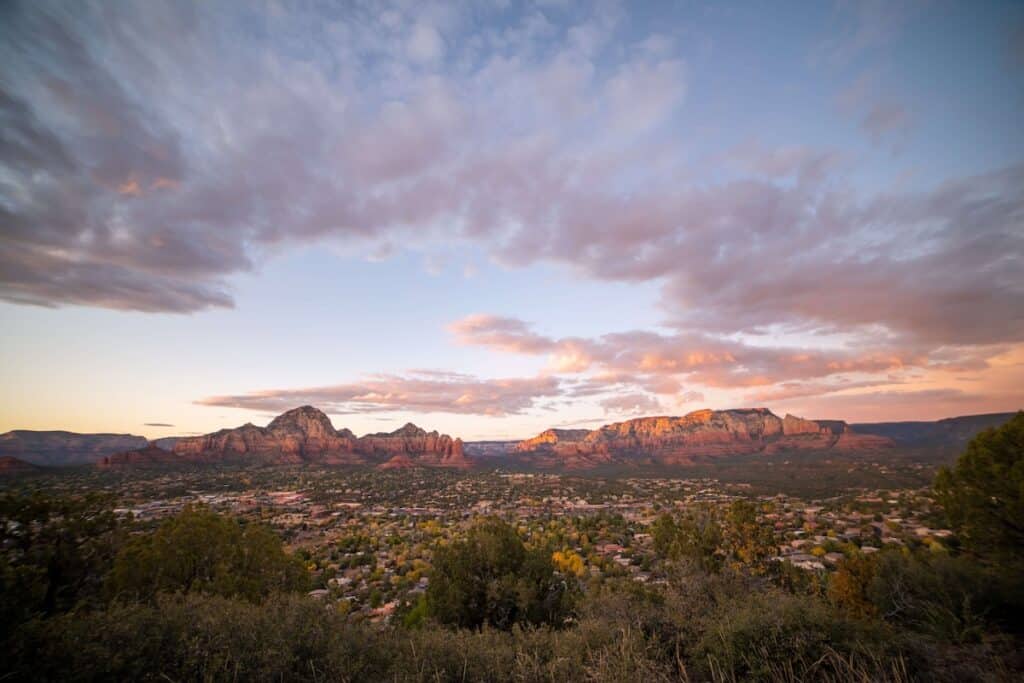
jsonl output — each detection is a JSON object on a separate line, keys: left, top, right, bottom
{"left": 934, "top": 412, "right": 1024, "bottom": 562}
{"left": 426, "top": 517, "right": 570, "bottom": 630}
{"left": 723, "top": 500, "right": 776, "bottom": 572}
{"left": 0, "top": 493, "right": 124, "bottom": 639}
{"left": 828, "top": 553, "right": 878, "bottom": 619}
{"left": 654, "top": 506, "right": 724, "bottom": 572}
{"left": 651, "top": 513, "right": 679, "bottom": 559}
{"left": 106, "top": 506, "right": 307, "bottom": 602}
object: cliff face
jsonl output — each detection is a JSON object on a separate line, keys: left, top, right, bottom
{"left": 171, "top": 406, "right": 362, "bottom": 464}
{"left": 515, "top": 429, "right": 590, "bottom": 452}
{"left": 514, "top": 408, "right": 892, "bottom": 468}
{"left": 165, "top": 406, "right": 468, "bottom": 467}
{"left": 0, "top": 430, "right": 149, "bottom": 466}
{"left": 358, "top": 423, "right": 470, "bottom": 469}
{"left": 99, "top": 444, "right": 184, "bottom": 468}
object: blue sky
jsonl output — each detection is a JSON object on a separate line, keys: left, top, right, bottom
{"left": 1, "top": 0, "right": 1022, "bottom": 440}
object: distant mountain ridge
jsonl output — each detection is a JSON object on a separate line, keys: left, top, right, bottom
{"left": 512, "top": 408, "right": 892, "bottom": 469}
{"left": 101, "top": 406, "right": 470, "bottom": 469}
{"left": 0, "top": 431, "right": 149, "bottom": 467}
{"left": 3, "top": 408, "right": 1018, "bottom": 471}
{"left": 0, "top": 456, "right": 40, "bottom": 476}
{"left": 852, "top": 413, "right": 1018, "bottom": 447}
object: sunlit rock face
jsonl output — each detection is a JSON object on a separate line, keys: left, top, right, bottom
{"left": 514, "top": 408, "right": 893, "bottom": 468}
{"left": 359, "top": 423, "right": 470, "bottom": 469}
{"left": 172, "top": 406, "right": 362, "bottom": 464}
{"left": 166, "top": 406, "right": 468, "bottom": 467}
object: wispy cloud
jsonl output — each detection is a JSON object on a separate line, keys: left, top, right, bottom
{"left": 2, "top": 1, "right": 1021, "bottom": 426}
{"left": 1, "top": 1, "right": 1019, "bottom": 354}
{"left": 196, "top": 371, "right": 562, "bottom": 417}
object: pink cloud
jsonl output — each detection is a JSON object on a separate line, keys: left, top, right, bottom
{"left": 196, "top": 371, "right": 561, "bottom": 417}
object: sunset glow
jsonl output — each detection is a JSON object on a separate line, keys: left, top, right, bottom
{"left": 1, "top": 0, "right": 1022, "bottom": 439}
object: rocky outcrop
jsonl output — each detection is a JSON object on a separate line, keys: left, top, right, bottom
{"left": 171, "top": 406, "right": 362, "bottom": 464}
{"left": 0, "top": 456, "right": 40, "bottom": 476}
{"left": 0, "top": 430, "right": 149, "bottom": 466}
{"left": 99, "top": 444, "right": 185, "bottom": 468}
{"left": 165, "top": 406, "right": 469, "bottom": 468}
{"left": 514, "top": 408, "right": 892, "bottom": 468}
{"left": 359, "top": 423, "right": 470, "bottom": 469}
{"left": 515, "top": 429, "right": 589, "bottom": 452}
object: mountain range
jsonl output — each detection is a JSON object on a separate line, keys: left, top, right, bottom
{"left": 0, "top": 430, "right": 149, "bottom": 467}
{"left": 511, "top": 408, "right": 892, "bottom": 469}
{"left": 0, "top": 407, "right": 1016, "bottom": 472}
{"left": 101, "top": 406, "right": 470, "bottom": 469}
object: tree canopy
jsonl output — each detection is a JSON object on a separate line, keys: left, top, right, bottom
{"left": 934, "top": 411, "right": 1024, "bottom": 563}
{"left": 107, "top": 506, "right": 307, "bottom": 602}
{"left": 426, "top": 517, "right": 571, "bottom": 630}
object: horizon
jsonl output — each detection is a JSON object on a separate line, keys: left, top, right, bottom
{"left": 3, "top": 403, "right": 1020, "bottom": 444}
{"left": 2, "top": 0, "right": 1023, "bottom": 440}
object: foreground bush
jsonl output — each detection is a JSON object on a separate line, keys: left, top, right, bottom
{"left": 106, "top": 506, "right": 308, "bottom": 602}
{"left": 5, "top": 574, "right": 1021, "bottom": 682}
{"left": 426, "top": 517, "right": 572, "bottom": 630}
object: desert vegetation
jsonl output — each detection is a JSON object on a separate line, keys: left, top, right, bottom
{"left": 2, "top": 414, "right": 1022, "bottom": 681}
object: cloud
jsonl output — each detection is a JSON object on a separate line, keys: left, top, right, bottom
{"left": 143, "top": 422, "right": 175, "bottom": 427}
{"left": 795, "top": 388, "right": 1019, "bottom": 423}
{"left": 450, "top": 314, "right": 929, "bottom": 389}
{"left": 448, "top": 313, "right": 1021, "bottom": 417}
{"left": 835, "top": 72, "right": 913, "bottom": 147}
{"left": 748, "top": 378, "right": 905, "bottom": 403}
{"left": 813, "top": 0, "right": 924, "bottom": 65}
{"left": 448, "top": 315, "right": 558, "bottom": 354}
{"left": 0, "top": 0, "right": 1020, "bottom": 368}
{"left": 407, "top": 22, "right": 445, "bottom": 63}
{"left": 860, "top": 101, "right": 910, "bottom": 142}
{"left": 196, "top": 371, "right": 562, "bottom": 417}
{"left": 599, "top": 393, "right": 663, "bottom": 415}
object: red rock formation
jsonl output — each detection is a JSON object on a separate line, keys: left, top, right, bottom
{"left": 361, "top": 423, "right": 471, "bottom": 469}
{"left": 166, "top": 407, "right": 469, "bottom": 468}
{"left": 0, "top": 456, "right": 40, "bottom": 476}
{"left": 99, "top": 444, "right": 184, "bottom": 467}
{"left": 171, "top": 406, "right": 363, "bottom": 464}
{"left": 377, "top": 454, "right": 416, "bottom": 469}
{"left": 514, "top": 429, "right": 589, "bottom": 452}
{"left": 514, "top": 408, "right": 893, "bottom": 468}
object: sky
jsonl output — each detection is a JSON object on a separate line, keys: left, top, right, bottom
{"left": 1, "top": 0, "right": 1023, "bottom": 441}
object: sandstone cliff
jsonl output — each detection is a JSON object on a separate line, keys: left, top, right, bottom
{"left": 171, "top": 406, "right": 362, "bottom": 464}
{"left": 359, "top": 423, "right": 470, "bottom": 469}
{"left": 163, "top": 406, "right": 468, "bottom": 468}
{"left": 99, "top": 444, "right": 185, "bottom": 468}
{"left": 514, "top": 408, "right": 892, "bottom": 468}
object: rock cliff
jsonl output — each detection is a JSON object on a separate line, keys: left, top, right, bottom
{"left": 98, "top": 444, "right": 185, "bottom": 468}
{"left": 164, "top": 406, "right": 468, "bottom": 467}
{"left": 359, "top": 423, "right": 470, "bottom": 469}
{"left": 514, "top": 408, "right": 892, "bottom": 468}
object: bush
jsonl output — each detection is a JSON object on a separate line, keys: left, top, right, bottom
{"left": 426, "top": 517, "right": 572, "bottom": 630}
{"left": 106, "top": 506, "right": 308, "bottom": 602}
{"left": 693, "top": 590, "right": 905, "bottom": 682}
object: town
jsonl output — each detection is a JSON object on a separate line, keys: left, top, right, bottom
{"left": 7, "top": 463, "right": 954, "bottom": 625}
